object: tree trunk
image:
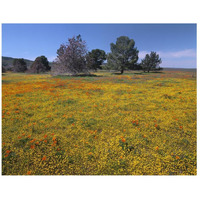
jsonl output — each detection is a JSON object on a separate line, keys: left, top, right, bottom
{"left": 121, "top": 69, "right": 124, "bottom": 74}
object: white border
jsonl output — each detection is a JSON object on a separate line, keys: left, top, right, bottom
{"left": 0, "top": 0, "right": 199, "bottom": 200}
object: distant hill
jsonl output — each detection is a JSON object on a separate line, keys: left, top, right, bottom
{"left": 2, "top": 56, "right": 53, "bottom": 70}
{"left": 2, "top": 56, "right": 34, "bottom": 70}
{"left": 163, "top": 67, "right": 196, "bottom": 72}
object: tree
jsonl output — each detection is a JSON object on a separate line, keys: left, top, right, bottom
{"left": 2, "top": 66, "right": 6, "bottom": 73}
{"left": 13, "top": 58, "right": 27, "bottom": 72}
{"left": 86, "top": 49, "right": 106, "bottom": 71}
{"left": 31, "top": 56, "right": 50, "bottom": 74}
{"left": 52, "top": 35, "right": 89, "bottom": 75}
{"left": 141, "top": 51, "right": 162, "bottom": 73}
{"left": 107, "top": 36, "right": 139, "bottom": 74}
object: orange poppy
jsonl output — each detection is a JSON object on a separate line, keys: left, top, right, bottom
{"left": 121, "top": 138, "right": 126, "bottom": 143}
{"left": 6, "top": 150, "right": 11, "bottom": 154}
{"left": 44, "top": 140, "right": 47, "bottom": 143}
{"left": 44, "top": 134, "right": 47, "bottom": 138}
{"left": 42, "top": 156, "right": 46, "bottom": 161}
{"left": 155, "top": 146, "right": 159, "bottom": 150}
{"left": 88, "top": 152, "right": 92, "bottom": 155}
{"left": 27, "top": 171, "right": 31, "bottom": 175}
{"left": 176, "top": 156, "right": 180, "bottom": 160}
{"left": 30, "top": 145, "right": 35, "bottom": 149}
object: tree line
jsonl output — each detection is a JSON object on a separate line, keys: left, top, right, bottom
{"left": 4, "top": 35, "right": 162, "bottom": 74}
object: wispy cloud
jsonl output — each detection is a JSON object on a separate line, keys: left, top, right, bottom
{"left": 139, "top": 49, "right": 196, "bottom": 59}
{"left": 138, "top": 51, "right": 149, "bottom": 59}
{"left": 161, "top": 59, "right": 196, "bottom": 68}
{"left": 159, "top": 49, "right": 196, "bottom": 58}
{"left": 138, "top": 49, "right": 196, "bottom": 68}
{"left": 47, "top": 56, "right": 56, "bottom": 62}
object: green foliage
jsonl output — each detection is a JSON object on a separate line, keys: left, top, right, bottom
{"left": 2, "top": 56, "right": 34, "bottom": 71}
{"left": 107, "top": 36, "right": 139, "bottom": 74}
{"left": 141, "top": 51, "right": 162, "bottom": 72}
{"left": 13, "top": 58, "right": 27, "bottom": 72}
{"left": 2, "top": 66, "right": 6, "bottom": 73}
{"left": 86, "top": 49, "right": 106, "bottom": 71}
{"left": 31, "top": 56, "right": 50, "bottom": 73}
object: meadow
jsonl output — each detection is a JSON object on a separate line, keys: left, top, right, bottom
{"left": 2, "top": 70, "right": 196, "bottom": 175}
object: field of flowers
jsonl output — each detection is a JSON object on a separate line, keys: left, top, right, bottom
{"left": 2, "top": 70, "right": 196, "bottom": 175}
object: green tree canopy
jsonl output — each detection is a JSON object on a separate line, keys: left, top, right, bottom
{"left": 141, "top": 51, "right": 162, "bottom": 72}
{"left": 31, "top": 56, "right": 50, "bottom": 74}
{"left": 86, "top": 49, "right": 106, "bottom": 71}
{"left": 107, "top": 36, "right": 139, "bottom": 74}
{"left": 13, "top": 58, "right": 27, "bottom": 72}
{"left": 2, "top": 66, "right": 6, "bottom": 73}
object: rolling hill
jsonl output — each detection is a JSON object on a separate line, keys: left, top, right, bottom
{"left": 2, "top": 56, "right": 34, "bottom": 69}
{"left": 2, "top": 56, "right": 53, "bottom": 71}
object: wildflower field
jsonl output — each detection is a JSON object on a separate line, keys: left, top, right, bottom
{"left": 1, "top": 70, "right": 196, "bottom": 175}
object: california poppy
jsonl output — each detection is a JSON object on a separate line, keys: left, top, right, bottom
{"left": 155, "top": 146, "right": 159, "bottom": 150}
{"left": 121, "top": 138, "right": 126, "bottom": 143}
{"left": 176, "top": 156, "right": 180, "bottom": 160}
{"left": 6, "top": 150, "right": 11, "bottom": 154}
{"left": 27, "top": 171, "right": 31, "bottom": 175}
{"left": 42, "top": 156, "right": 46, "bottom": 161}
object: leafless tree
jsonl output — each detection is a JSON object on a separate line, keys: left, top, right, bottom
{"left": 52, "top": 35, "right": 89, "bottom": 76}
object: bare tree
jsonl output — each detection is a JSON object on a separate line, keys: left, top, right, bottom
{"left": 52, "top": 35, "right": 89, "bottom": 75}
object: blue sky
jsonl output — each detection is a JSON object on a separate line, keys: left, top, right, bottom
{"left": 2, "top": 24, "right": 196, "bottom": 68}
